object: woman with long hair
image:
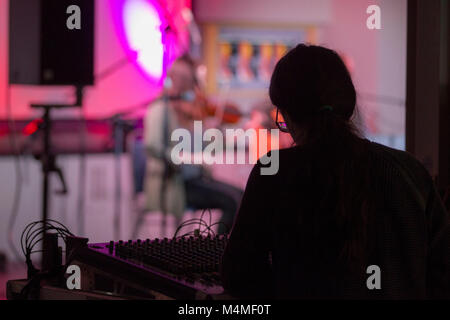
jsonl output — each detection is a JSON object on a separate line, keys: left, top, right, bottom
{"left": 221, "top": 44, "right": 450, "bottom": 299}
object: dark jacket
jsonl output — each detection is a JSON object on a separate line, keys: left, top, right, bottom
{"left": 221, "top": 140, "right": 450, "bottom": 299}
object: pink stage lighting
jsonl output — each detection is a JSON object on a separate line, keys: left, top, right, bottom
{"left": 112, "top": 0, "right": 166, "bottom": 82}
{"left": 123, "top": 0, "right": 164, "bottom": 79}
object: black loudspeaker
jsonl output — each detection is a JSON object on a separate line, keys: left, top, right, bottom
{"left": 9, "top": 0, "right": 95, "bottom": 86}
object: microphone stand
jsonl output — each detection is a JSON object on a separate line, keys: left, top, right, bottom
{"left": 31, "top": 86, "right": 82, "bottom": 268}
{"left": 30, "top": 56, "right": 135, "bottom": 263}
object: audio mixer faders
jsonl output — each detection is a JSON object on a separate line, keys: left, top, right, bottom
{"left": 70, "top": 235, "right": 229, "bottom": 299}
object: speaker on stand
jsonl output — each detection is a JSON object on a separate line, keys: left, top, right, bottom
{"left": 9, "top": 0, "right": 95, "bottom": 267}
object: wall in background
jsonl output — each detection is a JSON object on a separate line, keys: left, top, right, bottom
{"left": 376, "top": 0, "right": 407, "bottom": 137}
{"left": 0, "top": 154, "right": 135, "bottom": 262}
{"left": 0, "top": 152, "right": 252, "bottom": 261}
{"left": 195, "top": 0, "right": 407, "bottom": 143}
{"left": 0, "top": 0, "right": 406, "bottom": 133}
{"left": 194, "top": 0, "right": 332, "bottom": 25}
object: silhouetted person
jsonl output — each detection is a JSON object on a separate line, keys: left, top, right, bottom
{"left": 221, "top": 44, "right": 450, "bottom": 299}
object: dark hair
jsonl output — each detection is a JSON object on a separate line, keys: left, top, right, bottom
{"left": 269, "top": 44, "right": 372, "bottom": 269}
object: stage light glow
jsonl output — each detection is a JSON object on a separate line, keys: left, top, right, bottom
{"left": 122, "top": 0, "right": 164, "bottom": 80}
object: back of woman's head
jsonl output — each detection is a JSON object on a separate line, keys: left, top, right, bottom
{"left": 270, "top": 44, "right": 372, "bottom": 271}
{"left": 269, "top": 44, "right": 358, "bottom": 144}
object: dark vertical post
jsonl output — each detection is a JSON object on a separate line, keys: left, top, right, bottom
{"left": 406, "top": 0, "right": 417, "bottom": 155}
{"left": 41, "top": 106, "right": 51, "bottom": 266}
{"left": 114, "top": 117, "right": 123, "bottom": 240}
{"left": 406, "top": 0, "right": 443, "bottom": 182}
{"left": 438, "top": 0, "right": 449, "bottom": 193}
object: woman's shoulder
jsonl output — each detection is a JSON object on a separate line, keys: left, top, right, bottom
{"left": 253, "top": 145, "right": 305, "bottom": 178}
{"left": 367, "top": 140, "right": 426, "bottom": 171}
{"left": 366, "top": 140, "right": 433, "bottom": 190}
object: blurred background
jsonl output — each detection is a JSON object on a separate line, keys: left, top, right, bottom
{"left": 0, "top": 0, "right": 412, "bottom": 285}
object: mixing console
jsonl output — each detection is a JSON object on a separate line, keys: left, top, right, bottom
{"left": 69, "top": 234, "right": 229, "bottom": 299}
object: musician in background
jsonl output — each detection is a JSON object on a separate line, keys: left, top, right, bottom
{"left": 143, "top": 55, "right": 243, "bottom": 234}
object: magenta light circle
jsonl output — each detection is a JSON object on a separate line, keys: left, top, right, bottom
{"left": 111, "top": 0, "right": 167, "bottom": 83}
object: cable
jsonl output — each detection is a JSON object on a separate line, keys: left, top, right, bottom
{"left": 21, "top": 219, "right": 73, "bottom": 258}
{"left": 173, "top": 220, "right": 211, "bottom": 238}
{"left": 173, "top": 210, "right": 219, "bottom": 238}
{"left": 199, "top": 208, "right": 212, "bottom": 230}
{"left": 172, "top": 207, "right": 233, "bottom": 238}
{"left": 17, "top": 219, "right": 74, "bottom": 299}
